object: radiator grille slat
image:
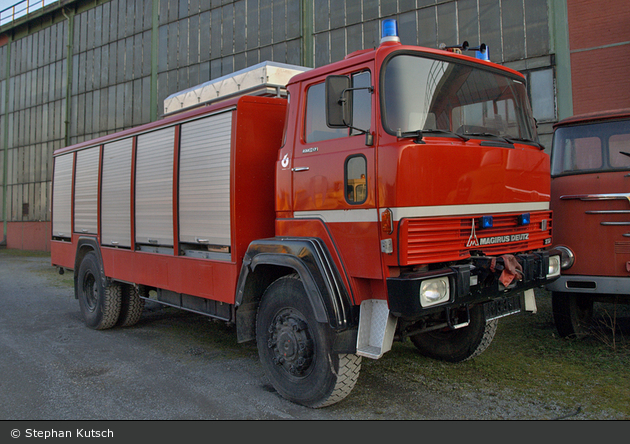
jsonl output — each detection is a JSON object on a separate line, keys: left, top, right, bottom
{"left": 400, "top": 211, "right": 552, "bottom": 265}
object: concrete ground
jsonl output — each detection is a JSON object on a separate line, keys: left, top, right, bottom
{"left": 0, "top": 250, "right": 623, "bottom": 421}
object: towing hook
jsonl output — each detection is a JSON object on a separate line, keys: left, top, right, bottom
{"left": 57, "top": 267, "right": 65, "bottom": 275}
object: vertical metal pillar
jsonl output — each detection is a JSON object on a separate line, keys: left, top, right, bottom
{"left": 1, "top": 33, "right": 11, "bottom": 246}
{"left": 150, "top": 0, "right": 159, "bottom": 122}
{"left": 549, "top": 0, "right": 573, "bottom": 120}
{"left": 301, "top": 0, "right": 314, "bottom": 68}
{"left": 63, "top": 8, "right": 75, "bottom": 147}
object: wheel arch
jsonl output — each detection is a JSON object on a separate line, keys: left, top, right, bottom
{"left": 73, "top": 237, "right": 108, "bottom": 298}
{"left": 234, "top": 237, "right": 356, "bottom": 343}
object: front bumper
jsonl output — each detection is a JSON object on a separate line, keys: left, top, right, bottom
{"left": 387, "top": 250, "right": 561, "bottom": 318}
{"left": 546, "top": 274, "right": 629, "bottom": 296}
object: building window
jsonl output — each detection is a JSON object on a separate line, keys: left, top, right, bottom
{"left": 528, "top": 68, "right": 556, "bottom": 122}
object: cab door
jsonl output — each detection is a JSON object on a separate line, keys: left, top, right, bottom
{"left": 290, "top": 69, "right": 382, "bottom": 279}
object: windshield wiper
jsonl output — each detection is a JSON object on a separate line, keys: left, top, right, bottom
{"left": 422, "top": 129, "right": 469, "bottom": 142}
{"left": 398, "top": 129, "right": 469, "bottom": 143}
{"left": 464, "top": 132, "right": 514, "bottom": 145}
{"left": 621, "top": 151, "right": 630, "bottom": 158}
{"left": 398, "top": 130, "right": 425, "bottom": 144}
{"left": 504, "top": 137, "right": 545, "bottom": 150}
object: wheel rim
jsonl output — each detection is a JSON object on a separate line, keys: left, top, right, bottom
{"left": 82, "top": 272, "right": 98, "bottom": 312}
{"left": 267, "top": 308, "right": 314, "bottom": 378}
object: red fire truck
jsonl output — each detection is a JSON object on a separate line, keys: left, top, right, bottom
{"left": 50, "top": 19, "right": 561, "bottom": 407}
{"left": 547, "top": 109, "right": 630, "bottom": 337}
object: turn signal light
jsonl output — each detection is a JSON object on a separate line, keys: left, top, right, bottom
{"left": 381, "top": 208, "right": 393, "bottom": 234}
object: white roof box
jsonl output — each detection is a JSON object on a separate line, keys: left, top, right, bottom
{"left": 163, "top": 61, "right": 310, "bottom": 115}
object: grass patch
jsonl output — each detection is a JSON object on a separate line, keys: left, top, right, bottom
{"left": 0, "top": 248, "right": 50, "bottom": 257}
{"left": 374, "top": 289, "right": 630, "bottom": 418}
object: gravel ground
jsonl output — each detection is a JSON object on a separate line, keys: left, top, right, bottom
{"left": 0, "top": 250, "right": 624, "bottom": 420}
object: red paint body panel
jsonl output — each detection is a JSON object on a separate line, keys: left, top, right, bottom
{"left": 51, "top": 96, "right": 287, "bottom": 304}
{"left": 551, "top": 172, "right": 630, "bottom": 277}
{"left": 377, "top": 139, "right": 550, "bottom": 208}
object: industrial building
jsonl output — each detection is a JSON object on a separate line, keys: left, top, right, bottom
{"left": 1, "top": 0, "right": 628, "bottom": 251}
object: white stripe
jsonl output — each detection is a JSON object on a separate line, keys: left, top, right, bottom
{"left": 390, "top": 202, "right": 549, "bottom": 221}
{"left": 293, "top": 202, "right": 549, "bottom": 223}
{"left": 294, "top": 209, "right": 379, "bottom": 223}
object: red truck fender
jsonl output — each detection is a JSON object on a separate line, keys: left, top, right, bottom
{"left": 234, "top": 237, "right": 357, "bottom": 346}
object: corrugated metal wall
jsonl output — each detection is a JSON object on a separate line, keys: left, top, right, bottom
{"left": 0, "top": 0, "right": 555, "bottom": 248}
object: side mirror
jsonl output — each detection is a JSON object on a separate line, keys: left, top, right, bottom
{"left": 326, "top": 75, "right": 352, "bottom": 128}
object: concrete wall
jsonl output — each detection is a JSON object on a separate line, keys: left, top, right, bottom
{"left": 1, "top": 0, "right": 559, "bottom": 250}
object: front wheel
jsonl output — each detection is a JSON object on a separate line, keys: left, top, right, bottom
{"left": 256, "top": 275, "right": 361, "bottom": 408}
{"left": 410, "top": 305, "right": 497, "bottom": 363}
{"left": 552, "top": 292, "right": 594, "bottom": 338}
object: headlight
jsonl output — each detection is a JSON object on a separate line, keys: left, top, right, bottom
{"left": 419, "top": 277, "right": 450, "bottom": 307}
{"left": 556, "top": 245, "right": 575, "bottom": 269}
{"left": 547, "top": 255, "right": 561, "bottom": 278}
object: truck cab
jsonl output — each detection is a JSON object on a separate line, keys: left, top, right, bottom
{"left": 546, "top": 109, "right": 630, "bottom": 337}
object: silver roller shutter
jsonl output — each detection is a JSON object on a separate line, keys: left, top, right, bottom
{"left": 51, "top": 154, "right": 73, "bottom": 238}
{"left": 101, "top": 138, "right": 133, "bottom": 247}
{"left": 135, "top": 127, "right": 175, "bottom": 247}
{"left": 74, "top": 147, "right": 100, "bottom": 234}
{"left": 178, "top": 111, "right": 233, "bottom": 247}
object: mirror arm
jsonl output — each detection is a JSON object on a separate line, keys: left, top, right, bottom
{"left": 337, "top": 86, "right": 374, "bottom": 104}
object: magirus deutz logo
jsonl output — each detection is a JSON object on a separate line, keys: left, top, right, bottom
{"left": 466, "top": 218, "right": 529, "bottom": 248}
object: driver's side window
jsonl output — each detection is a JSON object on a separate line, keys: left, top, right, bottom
{"left": 304, "top": 71, "right": 372, "bottom": 143}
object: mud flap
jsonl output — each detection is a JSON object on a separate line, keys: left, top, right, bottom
{"left": 356, "top": 299, "right": 397, "bottom": 359}
{"left": 524, "top": 288, "right": 537, "bottom": 313}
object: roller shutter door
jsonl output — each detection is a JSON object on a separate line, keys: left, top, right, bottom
{"left": 179, "top": 111, "right": 233, "bottom": 248}
{"left": 135, "top": 127, "right": 175, "bottom": 247}
{"left": 51, "top": 154, "right": 73, "bottom": 238}
{"left": 101, "top": 138, "right": 133, "bottom": 247}
{"left": 74, "top": 147, "right": 100, "bottom": 234}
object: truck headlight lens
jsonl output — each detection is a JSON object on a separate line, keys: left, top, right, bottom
{"left": 547, "top": 255, "right": 561, "bottom": 278}
{"left": 419, "top": 277, "right": 450, "bottom": 307}
{"left": 556, "top": 246, "right": 575, "bottom": 269}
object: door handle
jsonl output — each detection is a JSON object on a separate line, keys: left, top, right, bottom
{"left": 292, "top": 167, "right": 310, "bottom": 172}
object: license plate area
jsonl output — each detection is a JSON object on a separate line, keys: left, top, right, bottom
{"left": 483, "top": 294, "right": 522, "bottom": 322}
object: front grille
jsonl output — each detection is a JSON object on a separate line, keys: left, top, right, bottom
{"left": 398, "top": 211, "right": 552, "bottom": 265}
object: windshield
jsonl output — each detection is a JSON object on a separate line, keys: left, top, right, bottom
{"left": 382, "top": 53, "right": 537, "bottom": 141}
{"left": 550, "top": 120, "right": 630, "bottom": 176}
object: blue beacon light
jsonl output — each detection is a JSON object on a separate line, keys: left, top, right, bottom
{"left": 475, "top": 43, "right": 490, "bottom": 61}
{"left": 381, "top": 19, "right": 401, "bottom": 44}
{"left": 518, "top": 213, "right": 531, "bottom": 226}
{"left": 480, "top": 215, "right": 494, "bottom": 229}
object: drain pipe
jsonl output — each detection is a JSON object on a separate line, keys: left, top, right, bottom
{"left": 1, "top": 32, "right": 11, "bottom": 247}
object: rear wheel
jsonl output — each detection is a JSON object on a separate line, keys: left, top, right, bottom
{"left": 552, "top": 292, "right": 594, "bottom": 338}
{"left": 256, "top": 275, "right": 361, "bottom": 408}
{"left": 410, "top": 305, "right": 497, "bottom": 363}
{"left": 117, "top": 284, "right": 145, "bottom": 327}
{"left": 76, "top": 251, "right": 121, "bottom": 330}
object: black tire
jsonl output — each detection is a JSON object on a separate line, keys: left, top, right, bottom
{"left": 410, "top": 305, "right": 497, "bottom": 363}
{"left": 256, "top": 275, "right": 361, "bottom": 408}
{"left": 76, "top": 251, "right": 121, "bottom": 330}
{"left": 552, "top": 292, "right": 594, "bottom": 338}
{"left": 117, "top": 284, "right": 145, "bottom": 327}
